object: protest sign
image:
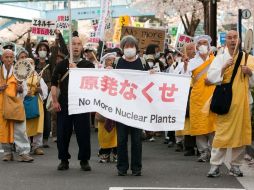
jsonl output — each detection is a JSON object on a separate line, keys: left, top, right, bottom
{"left": 31, "top": 18, "right": 56, "bottom": 37}
{"left": 175, "top": 34, "right": 193, "bottom": 50}
{"left": 68, "top": 69, "right": 191, "bottom": 131}
{"left": 121, "top": 26, "right": 166, "bottom": 53}
{"left": 56, "top": 15, "right": 70, "bottom": 30}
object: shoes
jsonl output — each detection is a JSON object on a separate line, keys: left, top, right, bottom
{"left": 132, "top": 170, "right": 142, "bottom": 176}
{"left": 163, "top": 138, "right": 169, "bottom": 144}
{"left": 57, "top": 160, "right": 69, "bottom": 170}
{"left": 17, "top": 154, "right": 34, "bottom": 162}
{"left": 80, "top": 160, "right": 91, "bottom": 171}
{"left": 112, "top": 154, "right": 117, "bottom": 163}
{"left": 34, "top": 148, "right": 44, "bottom": 155}
{"left": 43, "top": 145, "right": 50, "bottom": 148}
{"left": 149, "top": 137, "right": 155, "bottom": 142}
{"left": 184, "top": 149, "right": 196, "bottom": 156}
{"left": 99, "top": 154, "right": 110, "bottom": 163}
{"left": 43, "top": 139, "right": 50, "bottom": 148}
{"left": 207, "top": 165, "right": 221, "bottom": 177}
{"left": 175, "top": 143, "right": 184, "bottom": 152}
{"left": 118, "top": 170, "right": 127, "bottom": 176}
{"left": 168, "top": 141, "right": 175, "bottom": 148}
{"left": 2, "top": 153, "right": 14, "bottom": 161}
{"left": 52, "top": 137, "right": 57, "bottom": 143}
{"left": 229, "top": 165, "right": 243, "bottom": 177}
{"left": 197, "top": 150, "right": 210, "bottom": 162}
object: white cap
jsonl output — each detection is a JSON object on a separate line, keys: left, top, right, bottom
{"left": 194, "top": 35, "right": 212, "bottom": 44}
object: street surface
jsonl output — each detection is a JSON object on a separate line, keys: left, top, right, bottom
{"left": 0, "top": 130, "right": 251, "bottom": 190}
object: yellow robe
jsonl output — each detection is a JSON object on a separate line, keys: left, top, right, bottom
{"left": 189, "top": 55, "right": 216, "bottom": 135}
{"left": 26, "top": 74, "right": 44, "bottom": 137}
{"left": 176, "top": 81, "right": 193, "bottom": 136}
{"left": 0, "top": 69, "right": 16, "bottom": 143}
{"left": 213, "top": 53, "right": 254, "bottom": 148}
{"left": 98, "top": 120, "right": 117, "bottom": 149}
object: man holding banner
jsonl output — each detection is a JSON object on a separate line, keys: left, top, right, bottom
{"left": 51, "top": 36, "right": 94, "bottom": 171}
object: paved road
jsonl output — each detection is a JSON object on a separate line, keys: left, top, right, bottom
{"left": 0, "top": 130, "right": 245, "bottom": 190}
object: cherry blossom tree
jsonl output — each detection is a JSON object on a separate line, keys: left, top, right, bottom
{"left": 132, "top": 0, "right": 254, "bottom": 36}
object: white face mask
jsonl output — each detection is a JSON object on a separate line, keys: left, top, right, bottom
{"left": 148, "top": 61, "right": 154, "bottom": 68}
{"left": 124, "top": 48, "right": 136, "bottom": 58}
{"left": 198, "top": 45, "right": 209, "bottom": 55}
{"left": 38, "top": 50, "right": 47, "bottom": 58}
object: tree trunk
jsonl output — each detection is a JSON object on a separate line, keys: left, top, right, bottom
{"left": 202, "top": 1, "right": 210, "bottom": 34}
{"left": 180, "top": 11, "right": 200, "bottom": 37}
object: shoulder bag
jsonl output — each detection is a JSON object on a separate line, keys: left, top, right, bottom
{"left": 210, "top": 51, "right": 243, "bottom": 115}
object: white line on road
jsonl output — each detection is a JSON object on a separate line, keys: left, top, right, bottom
{"left": 109, "top": 188, "right": 245, "bottom": 190}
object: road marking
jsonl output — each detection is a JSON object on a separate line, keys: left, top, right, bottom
{"left": 109, "top": 188, "right": 245, "bottom": 190}
{"left": 0, "top": 149, "right": 4, "bottom": 153}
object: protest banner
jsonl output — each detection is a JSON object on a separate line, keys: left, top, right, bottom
{"left": 175, "top": 34, "right": 193, "bottom": 50}
{"left": 56, "top": 15, "right": 70, "bottom": 30}
{"left": 95, "top": 0, "right": 111, "bottom": 40}
{"left": 31, "top": 18, "right": 56, "bottom": 37}
{"left": 121, "top": 26, "right": 166, "bottom": 53}
{"left": 68, "top": 69, "right": 191, "bottom": 131}
{"left": 113, "top": 16, "right": 131, "bottom": 43}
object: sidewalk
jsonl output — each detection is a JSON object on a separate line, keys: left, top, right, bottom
{"left": 225, "top": 149, "right": 254, "bottom": 190}
{"left": 236, "top": 160, "right": 254, "bottom": 190}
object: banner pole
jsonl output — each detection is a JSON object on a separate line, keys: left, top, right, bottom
{"left": 68, "top": 0, "right": 73, "bottom": 63}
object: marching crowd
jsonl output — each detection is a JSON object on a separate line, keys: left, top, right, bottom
{"left": 0, "top": 28, "right": 253, "bottom": 178}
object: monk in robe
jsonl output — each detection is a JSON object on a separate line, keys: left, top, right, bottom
{"left": 0, "top": 49, "right": 33, "bottom": 162}
{"left": 188, "top": 35, "right": 216, "bottom": 162}
{"left": 207, "top": 30, "right": 254, "bottom": 177}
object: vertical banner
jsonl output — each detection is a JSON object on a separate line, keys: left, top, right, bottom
{"left": 95, "top": 0, "right": 111, "bottom": 41}
{"left": 68, "top": 0, "right": 73, "bottom": 63}
{"left": 113, "top": 16, "right": 131, "bottom": 43}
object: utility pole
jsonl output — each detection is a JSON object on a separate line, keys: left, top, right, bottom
{"left": 238, "top": 9, "right": 242, "bottom": 51}
{"left": 209, "top": 0, "right": 217, "bottom": 47}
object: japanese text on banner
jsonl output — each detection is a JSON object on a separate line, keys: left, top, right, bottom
{"left": 31, "top": 18, "right": 56, "bottom": 37}
{"left": 68, "top": 69, "right": 191, "bottom": 131}
{"left": 56, "top": 15, "right": 70, "bottom": 30}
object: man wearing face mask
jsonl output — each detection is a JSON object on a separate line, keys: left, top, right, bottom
{"left": 113, "top": 35, "right": 149, "bottom": 176}
{"left": 187, "top": 35, "right": 216, "bottom": 163}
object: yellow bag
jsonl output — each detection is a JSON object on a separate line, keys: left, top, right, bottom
{"left": 3, "top": 94, "right": 25, "bottom": 122}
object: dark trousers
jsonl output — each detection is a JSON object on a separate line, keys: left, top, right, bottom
{"left": 184, "top": 135, "right": 196, "bottom": 150}
{"left": 167, "top": 131, "right": 176, "bottom": 143}
{"left": 116, "top": 122, "right": 142, "bottom": 172}
{"left": 57, "top": 110, "right": 91, "bottom": 161}
{"left": 43, "top": 101, "right": 51, "bottom": 140}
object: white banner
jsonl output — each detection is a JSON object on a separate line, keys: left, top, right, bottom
{"left": 56, "top": 15, "right": 70, "bottom": 30}
{"left": 68, "top": 69, "right": 191, "bottom": 131}
{"left": 31, "top": 18, "right": 56, "bottom": 36}
{"left": 95, "top": 0, "right": 111, "bottom": 40}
